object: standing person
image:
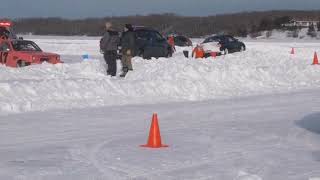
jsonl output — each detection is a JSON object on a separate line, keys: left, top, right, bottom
{"left": 0, "top": 27, "right": 10, "bottom": 39}
{"left": 120, "top": 24, "right": 136, "bottom": 77}
{"left": 192, "top": 44, "right": 205, "bottom": 59}
{"left": 168, "top": 35, "right": 176, "bottom": 52}
{"left": 100, "top": 22, "right": 120, "bottom": 76}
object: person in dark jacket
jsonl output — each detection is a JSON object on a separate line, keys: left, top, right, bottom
{"left": 0, "top": 27, "right": 10, "bottom": 39}
{"left": 100, "top": 22, "right": 120, "bottom": 76}
{"left": 120, "top": 24, "right": 136, "bottom": 77}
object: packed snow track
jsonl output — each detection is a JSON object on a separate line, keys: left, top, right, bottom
{"left": 0, "top": 90, "right": 320, "bottom": 180}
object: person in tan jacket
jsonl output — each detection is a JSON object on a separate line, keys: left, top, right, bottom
{"left": 120, "top": 24, "right": 136, "bottom": 77}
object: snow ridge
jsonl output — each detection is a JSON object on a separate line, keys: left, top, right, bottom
{"left": 0, "top": 39, "right": 320, "bottom": 115}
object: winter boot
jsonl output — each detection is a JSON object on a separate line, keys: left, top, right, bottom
{"left": 120, "top": 67, "right": 128, "bottom": 77}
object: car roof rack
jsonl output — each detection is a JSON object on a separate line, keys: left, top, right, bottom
{"left": 132, "top": 26, "right": 156, "bottom": 31}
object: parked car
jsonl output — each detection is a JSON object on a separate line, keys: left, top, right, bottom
{"left": 172, "top": 35, "right": 192, "bottom": 47}
{"left": 202, "top": 35, "right": 246, "bottom": 55}
{"left": 130, "top": 26, "right": 173, "bottom": 59}
{"left": 0, "top": 39, "right": 62, "bottom": 67}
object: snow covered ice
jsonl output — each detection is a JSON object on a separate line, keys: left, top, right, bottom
{"left": 0, "top": 35, "right": 320, "bottom": 179}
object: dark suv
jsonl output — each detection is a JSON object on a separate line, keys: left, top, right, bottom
{"left": 132, "top": 27, "right": 173, "bottom": 59}
{"left": 202, "top": 35, "right": 246, "bottom": 55}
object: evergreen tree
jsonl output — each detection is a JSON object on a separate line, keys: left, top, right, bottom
{"left": 307, "top": 23, "right": 316, "bottom": 37}
{"left": 273, "top": 16, "right": 291, "bottom": 29}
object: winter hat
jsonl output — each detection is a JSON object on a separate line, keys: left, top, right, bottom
{"left": 105, "top": 22, "right": 112, "bottom": 30}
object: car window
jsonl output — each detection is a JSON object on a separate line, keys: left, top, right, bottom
{"left": 12, "top": 41, "right": 42, "bottom": 51}
{"left": 212, "top": 37, "right": 221, "bottom": 42}
{"left": 203, "top": 37, "right": 212, "bottom": 43}
{"left": 225, "top": 36, "right": 236, "bottom": 42}
{"left": 149, "top": 31, "right": 163, "bottom": 40}
{"left": 176, "top": 36, "right": 187, "bottom": 42}
{"left": 203, "top": 36, "right": 221, "bottom": 43}
{"left": 136, "top": 30, "right": 163, "bottom": 41}
{"left": 0, "top": 42, "right": 10, "bottom": 51}
{"left": 136, "top": 30, "right": 149, "bottom": 40}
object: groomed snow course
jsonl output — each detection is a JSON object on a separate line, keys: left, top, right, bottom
{"left": 0, "top": 37, "right": 320, "bottom": 115}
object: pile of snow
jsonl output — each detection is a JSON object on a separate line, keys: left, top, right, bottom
{"left": 0, "top": 37, "right": 320, "bottom": 115}
{"left": 29, "top": 37, "right": 101, "bottom": 56}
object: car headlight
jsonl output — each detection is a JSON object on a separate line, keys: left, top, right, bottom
{"left": 32, "top": 56, "right": 36, "bottom": 61}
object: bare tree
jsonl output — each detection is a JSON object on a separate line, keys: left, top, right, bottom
{"left": 12, "top": 10, "right": 320, "bottom": 38}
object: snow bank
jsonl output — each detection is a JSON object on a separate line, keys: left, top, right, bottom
{"left": 0, "top": 37, "right": 320, "bottom": 115}
{"left": 245, "top": 29, "right": 320, "bottom": 42}
{"left": 31, "top": 38, "right": 100, "bottom": 56}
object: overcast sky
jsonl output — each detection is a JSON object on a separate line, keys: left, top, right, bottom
{"left": 1, "top": 0, "right": 320, "bottom": 19}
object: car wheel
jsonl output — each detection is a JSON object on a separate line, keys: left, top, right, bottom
{"left": 142, "top": 52, "right": 151, "bottom": 60}
{"left": 240, "top": 45, "right": 245, "bottom": 52}
{"left": 138, "top": 49, "right": 144, "bottom": 57}
{"left": 17, "top": 60, "right": 29, "bottom": 68}
{"left": 223, "top": 48, "right": 229, "bottom": 55}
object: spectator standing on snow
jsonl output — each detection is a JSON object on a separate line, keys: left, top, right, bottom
{"left": 100, "top": 22, "right": 120, "bottom": 76}
{"left": 0, "top": 27, "right": 10, "bottom": 39}
{"left": 192, "top": 44, "right": 205, "bottom": 59}
{"left": 120, "top": 24, "right": 136, "bottom": 77}
{"left": 168, "top": 35, "right": 176, "bottom": 52}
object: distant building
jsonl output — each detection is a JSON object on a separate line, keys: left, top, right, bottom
{"left": 282, "top": 19, "right": 319, "bottom": 28}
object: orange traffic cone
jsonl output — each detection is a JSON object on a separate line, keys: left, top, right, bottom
{"left": 290, "top": 48, "right": 295, "bottom": 54}
{"left": 141, "top": 113, "right": 168, "bottom": 148}
{"left": 312, "top": 52, "right": 319, "bottom": 65}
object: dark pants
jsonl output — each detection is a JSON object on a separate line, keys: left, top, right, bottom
{"left": 104, "top": 51, "right": 117, "bottom": 76}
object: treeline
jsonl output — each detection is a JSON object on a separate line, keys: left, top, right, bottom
{"left": 11, "top": 10, "right": 320, "bottom": 37}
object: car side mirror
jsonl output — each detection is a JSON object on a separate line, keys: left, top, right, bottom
{"left": 19, "top": 37, "right": 24, "bottom": 40}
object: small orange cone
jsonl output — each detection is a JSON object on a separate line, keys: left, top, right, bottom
{"left": 141, "top": 113, "right": 168, "bottom": 148}
{"left": 312, "top": 52, "right": 319, "bottom": 65}
{"left": 290, "top": 48, "right": 295, "bottom": 54}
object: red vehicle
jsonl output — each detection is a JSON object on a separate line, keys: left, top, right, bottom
{"left": 0, "top": 39, "right": 62, "bottom": 67}
{"left": 0, "top": 20, "right": 61, "bottom": 67}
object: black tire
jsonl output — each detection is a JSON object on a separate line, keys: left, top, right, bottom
{"left": 139, "top": 49, "right": 150, "bottom": 60}
{"left": 240, "top": 45, "right": 245, "bottom": 52}
{"left": 142, "top": 51, "right": 151, "bottom": 60}
{"left": 17, "top": 60, "right": 29, "bottom": 68}
{"left": 223, "top": 48, "right": 229, "bottom": 55}
{"left": 138, "top": 49, "right": 144, "bottom": 57}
